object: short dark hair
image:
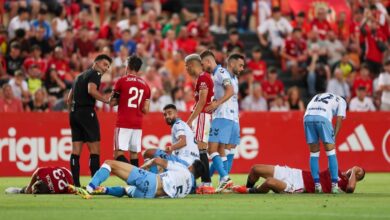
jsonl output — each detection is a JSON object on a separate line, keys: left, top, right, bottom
{"left": 200, "top": 50, "right": 215, "bottom": 60}
{"left": 293, "top": 28, "right": 302, "bottom": 33}
{"left": 32, "top": 181, "right": 50, "bottom": 194}
{"left": 227, "top": 53, "right": 245, "bottom": 62}
{"left": 229, "top": 28, "right": 239, "bottom": 35}
{"left": 127, "top": 55, "right": 143, "bottom": 72}
{"left": 384, "top": 59, "right": 390, "bottom": 66}
{"left": 297, "top": 11, "right": 305, "bottom": 17}
{"left": 359, "top": 168, "right": 366, "bottom": 181}
{"left": 94, "top": 54, "right": 112, "bottom": 64}
{"left": 272, "top": 6, "right": 281, "bottom": 13}
{"left": 192, "top": 160, "right": 206, "bottom": 179}
{"left": 163, "top": 104, "right": 177, "bottom": 111}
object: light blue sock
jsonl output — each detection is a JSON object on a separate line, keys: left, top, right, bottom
{"left": 211, "top": 153, "right": 228, "bottom": 179}
{"left": 105, "top": 186, "right": 126, "bottom": 197}
{"left": 89, "top": 163, "right": 111, "bottom": 189}
{"left": 222, "top": 157, "right": 228, "bottom": 174}
{"left": 327, "top": 149, "right": 339, "bottom": 184}
{"left": 149, "top": 165, "right": 158, "bottom": 174}
{"left": 209, "top": 162, "right": 215, "bottom": 177}
{"left": 310, "top": 152, "right": 320, "bottom": 184}
{"left": 227, "top": 152, "right": 235, "bottom": 174}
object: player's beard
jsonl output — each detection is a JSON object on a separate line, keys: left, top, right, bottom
{"left": 165, "top": 118, "right": 175, "bottom": 126}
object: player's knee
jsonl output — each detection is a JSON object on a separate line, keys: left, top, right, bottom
{"left": 264, "top": 177, "right": 275, "bottom": 186}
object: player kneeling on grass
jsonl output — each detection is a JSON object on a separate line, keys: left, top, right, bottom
{"left": 70, "top": 158, "right": 206, "bottom": 199}
{"left": 143, "top": 104, "right": 200, "bottom": 171}
{"left": 232, "top": 164, "right": 365, "bottom": 194}
{"left": 5, "top": 167, "right": 74, "bottom": 194}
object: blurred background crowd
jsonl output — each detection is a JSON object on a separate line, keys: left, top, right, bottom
{"left": 0, "top": 0, "right": 389, "bottom": 113}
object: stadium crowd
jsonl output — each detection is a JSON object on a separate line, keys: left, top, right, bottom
{"left": 0, "top": 0, "right": 389, "bottom": 113}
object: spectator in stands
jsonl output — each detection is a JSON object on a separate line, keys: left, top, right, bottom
{"left": 47, "top": 47, "right": 71, "bottom": 82}
{"left": 290, "top": 12, "right": 311, "bottom": 36}
{"left": 51, "top": 5, "right": 69, "bottom": 39}
{"left": 52, "top": 89, "right": 70, "bottom": 112}
{"left": 117, "top": 11, "right": 139, "bottom": 38}
{"left": 142, "top": 65, "right": 163, "bottom": 91}
{"left": 269, "top": 95, "right": 289, "bottom": 112}
{"left": 241, "top": 82, "right": 268, "bottom": 111}
{"left": 5, "top": 42, "right": 24, "bottom": 77}
{"left": 333, "top": 11, "right": 350, "bottom": 42}
{"left": 73, "top": 9, "right": 95, "bottom": 31}
{"left": 162, "top": 13, "right": 182, "bottom": 37}
{"left": 352, "top": 63, "right": 373, "bottom": 97}
{"left": 26, "top": 88, "right": 49, "bottom": 112}
{"left": 8, "top": 28, "right": 30, "bottom": 57}
{"left": 8, "top": 69, "right": 29, "bottom": 104}
{"left": 281, "top": 28, "right": 307, "bottom": 75}
{"left": 0, "top": 27, "right": 7, "bottom": 55}
{"left": 26, "top": 64, "right": 43, "bottom": 95}
{"left": 23, "top": 45, "right": 48, "bottom": 74}
{"left": 210, "top": 0, "right": 226, "bottom": 34}
{"left": 262, "top": 67, "right": 285, "bottom": 103}
{"left": 164, "top": 50, "right": 186, "bottom": 84}
{"left": 113, "top": 45, "right": 129, "bottom": 77}
{"left": 287, "top": 86, "right": 305, "bottom": 111}
{"left": 255, "top": 0, "right": 271, "bottom": 26}
{"left": 311, "top": 6, "right": 332, "bottom": 40}
{"left": 332, "top": 52, "right": 355, "bottom": 80}
{"left": 326, "top": 68, "right": 351, "bottom": 100}
{"left": 223, "top": 28, "right": 244, "bottom": 54}
{"left": 140, "top": 9, "right": 162, "bottom": 33}
{"left": 0, "top": 84, "right": 24, "bottom": 112}
{"left": 186, "top": 13, "right": 212, "bottom": 44}
{"left": 31, "top": 8, "right": 52, "bottom": 40}
{"left": 325, "top": 29, "right": 345, "bottom": 66}
{"left": 75, "top": 27, "right": 95, "bottom": 58}
{"left": 247, "top": 47, "right": 267, "bottom": 83}
{"left": 171, "top": 87, "right": 186, "bottom": 112}
{"left": 349, "top": 86, "right": 376, "bottom": 111}
{"left": 307, "top": 53, "right": 331, "bottom": 97}
{"left": 177, "top": 28, "right": 198, "bottom": 55}
{"left": 258, "top": 7, "right": 292, "bottom": 55}
{"left": 378, "top": 60, "right": 390, "bottom": 111}
{"left": 149, "top": 88, "right": 163, "bottom": 112}
{"left": 45, "top": 68, "right": 66, "bottom": 100}
{"left": 160, "top": 30, "right": 179, "bottom": 60}
{"left": 29, "top": 25, "right": 52, "bottom": 56}
{"left": 237, "top": 0, "right": 253, "bottom": 33}
{"left": 61, "top": 28, "right": 76, "bottom": 58}
{"left": 184, "top": 86, "right": 195, "bottom": 111}
{"left": 7, "top": 7, "right": 30, "bottom": 40}
{"left": 113, "top": 29, "right": 137, "bottom": 56}
{"left": 98, "top": 15, "right": 118, "bottom": 43}
{"left": 7, "top": 0, "right": 40, "bottom": 20}
{"left": 306, "top": 31, "right": 328, "bottom": 65}
{"left": 142, "top": 28, "right": 161, "bottom": 60}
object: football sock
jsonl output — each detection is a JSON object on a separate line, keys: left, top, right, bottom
{"left": 310, "top": 152, "right": 320, "bottom": 184}
{"left": 222, "top": 156, "right": 228, "bottom": 174}
{"left": 105, "top": 186, "right": 126, "bottom": 197}
{"left": 89, "top": 154, "right": 100, "bottom": 177}
{"left": 209, "top": 162, "right": 215, "bottom": 177}
{"left": 200, "top": 150, "right": 212, "bottom": 183}
{"left": 116, "top": 155, "right": 129, "bottom": 163}
{"left": 130, "top": 159, "right": 139, "bottom": 167}
{"left": 227, "top": 149, "right": 235, "bottom": 173}
{"left": 326, "top": 149, "right": 339, "bottom": 184}
{"left": 88, "top": 163, "right": 111, "bottom": 193}
{"left": 246, "top": 176, "right": 255, "bottom": 188}
{"left": 70, "top": 154, "right": 80, "bottom": 187}
{"left": 210, "top": 152, "right": 228, "bottom": 179}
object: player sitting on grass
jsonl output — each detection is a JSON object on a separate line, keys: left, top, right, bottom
{"left": 5, "top": 167, "right": 74, "bottom": 194}
{"left": 70, "top": 158, "right": 206, "bottom": 199}
{"left": 232, "top": 164, "right": 365, "bottom": 194}
{"left": 143, "top": 104, "right": 200, "bottom": 171}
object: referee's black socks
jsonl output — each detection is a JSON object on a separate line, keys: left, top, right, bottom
{"left": 89, "top": 154, "right": 100, "bottom": 177}
{"left": 116, "top": 155, "right": 129, "bottom": 163}
{"left": 130, "top": 159, "right": 139, "bottom": 167}
{"left": 70, "top": 154, "right": 80, "bottom": 187}
{"left": 199, "top": 149, "right": 211, "bottom": 183}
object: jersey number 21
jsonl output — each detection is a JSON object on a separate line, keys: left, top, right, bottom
{"left": 128, "top": 87, "right": 144, "bottom": 108}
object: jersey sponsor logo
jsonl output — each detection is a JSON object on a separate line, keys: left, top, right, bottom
{"left": 0, "top": 127, "right": 72, "bottom": 172}
{"left": 338, "top": 124, "right": 375, "bottom": 152}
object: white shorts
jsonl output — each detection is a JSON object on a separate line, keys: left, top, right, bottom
{"left": 273, "top": 165, "right": 305, "bottom": 193}
{"left": 192, "top": 112, "right": 212, "bottom": 144}
{"left": 113, "top": 127, "right": 142, "bottom": 153}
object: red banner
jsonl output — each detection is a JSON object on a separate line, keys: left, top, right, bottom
{"left": 288, "top": 0, "right": 351, "bottom": 22}
{"left": 0, "top": 112, "right": 389, "bottom": 176}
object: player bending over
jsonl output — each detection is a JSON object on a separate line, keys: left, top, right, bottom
{"left": 71, "top": 158, "right": 206, "bottom": 199}
{"left": 143, "top": 104, "right": 200, "bottom": 170}
{"left": 232, "top": 164, "right": 365, "bottom": 194}
{"left": 5, "top": 167, "right": 74, "bottom": 194}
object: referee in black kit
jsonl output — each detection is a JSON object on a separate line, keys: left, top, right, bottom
{"left": 67, "top": 54, "right": 112, "bottom": 187}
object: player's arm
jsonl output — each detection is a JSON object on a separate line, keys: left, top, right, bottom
{"left": 346, "top": 168, "right": 357, "bottom": 193}
{"left": 205, "top": 84, "right": 233, "bottom": 112}
{"left": 334, "top": 116, "right": 343, "bottom": 139}
{"left": 67, "top": 88, "right": 73, "bottom": 110}
{"left": 109, "top": 91, "right": 119, "bottom": 106}
{"left": 141, "top": 158, "right": 168, "bottom": 170}
{"left": 25, "top": 168, "right": 41, "bottom": 194}
{"left": 187, "top": 89, "right": 208, "bottom": 126}
{"left": 169, "top": 135, "right": 186, "bottom": 151}
{"left": 88, "top": 82, "right": 109, "bottom": 103}
{"left": 142, "top": 99, "right": 150, "bottom": 114}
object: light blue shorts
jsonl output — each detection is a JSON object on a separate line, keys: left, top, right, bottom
{"left": 229, "top": 122, "right": 240, "bottom": 145}
{"left": 208, "top": 118, "right": 234, "bottom": 144}
{"left": 154, "top": 149, "right": 189, "bottom": 167}
{"left": 126, "top": 167, "right": 157, "bottom": 198}
{"left": 304, "top": 115, "right": 334, "bottom": 144}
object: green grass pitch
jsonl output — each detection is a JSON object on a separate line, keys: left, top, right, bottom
{"left": 1, "top": 174, "right": 390, "bottom": 220}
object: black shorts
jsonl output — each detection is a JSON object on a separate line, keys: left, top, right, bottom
{"left": 69, "top": 108, "right": 100, "bottom": 142}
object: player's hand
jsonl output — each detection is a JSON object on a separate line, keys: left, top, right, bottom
{"left": 205, "top": 100, "right": 219, "bottom": 113}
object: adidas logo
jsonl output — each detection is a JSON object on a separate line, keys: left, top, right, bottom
{"left": 338, "top": 124, "right": 375, "bottom": 152}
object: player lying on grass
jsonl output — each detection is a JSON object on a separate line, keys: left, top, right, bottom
{"left": 143, "top": 104, "right": 200, "bottom": 172}
{"left": 232, "top": 164, "right": 365, "bottom": 194}
{"left": 70, "top": 158, "right": 206, "bottom": 199}
{"left": 5, "top": 167, "right": 74, "bottom": 194}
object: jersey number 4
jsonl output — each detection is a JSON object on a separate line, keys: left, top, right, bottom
{"left": 128, "top": 87, "right": 144, "bottom": 108}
